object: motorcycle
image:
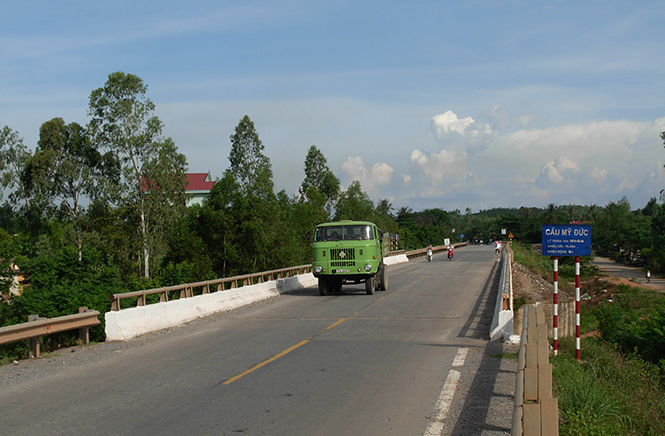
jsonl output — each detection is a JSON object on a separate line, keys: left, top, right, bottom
{"left": 447, "top": 249, "right": 454, "bottom": 260}
{"left": 426, "top": 248, "right": 433, "bottom": 262}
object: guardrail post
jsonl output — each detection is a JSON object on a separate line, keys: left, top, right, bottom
{"left": 78, "top": 307, "right": 90, "bottom": 345}
{"left": 28, "top": 314, "right": 40, "bottom": 358}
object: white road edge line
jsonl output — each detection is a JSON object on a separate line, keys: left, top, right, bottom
{"left": 452, "top": 347, "right": 468, "bottom": 367}
{"left": 423, "top": 347, "right": 469, "bottom": 436}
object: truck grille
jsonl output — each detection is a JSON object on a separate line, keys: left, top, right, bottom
{"left": 330, "top": 248, "right": 355, "bottom": 267}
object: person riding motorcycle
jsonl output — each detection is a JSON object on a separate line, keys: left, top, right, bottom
{"left": 426, "top": 242, "right": 433, "bottom": 262}
{"left": 447, "top": 244, "right": 454, "bottom": 260}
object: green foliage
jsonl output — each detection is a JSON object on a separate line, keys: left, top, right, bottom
{"left": 228, "top": 115, "right": 273, "bottom": 198}
{"left": 554, "top": 353, "right": 625, "bottom": 436}
{"left": 396, "top": 208, "right": 451, "bottom": 249}
{"left": 88, "top": 71, "right": 187, "bottom": 279}
{"left": 595, "top": 286, "right": 665, "bottom": 366}
{"left": 300, "top": 145, "right": 340, "bottom": 218}
{"left": 0, "top": 246, "right": 122, "bottom": 360}
{"left": 334, "top": 180, "right": 375, "bottom": 222}
{"left": 554, "top": 337, "right": 665, "bottom": 435}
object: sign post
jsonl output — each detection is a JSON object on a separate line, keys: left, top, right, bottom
{"left": 542, "top": 224, "right": 591, "bottom": 359}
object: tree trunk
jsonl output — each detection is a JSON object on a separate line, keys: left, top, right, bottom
{"left": 140, "top": 203, "right": 149, "bottom": 279}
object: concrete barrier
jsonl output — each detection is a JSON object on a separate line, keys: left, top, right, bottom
{"left": 490, "top": 246, "right": 517, "bottom": 341}
{"left": 105, "top": 274, "right": 318, "bottom": 341}
{"left": 384, "top": 254, "right": 409, "bottom": 265}
{"left": 105, "top": 254, "right": 407, "bottom": 341}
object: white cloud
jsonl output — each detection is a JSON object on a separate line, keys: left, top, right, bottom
{"left": 431, "top": 110, "right": 493, "bottom": 141}
{"left": 409, "top": 149, "right": 469, "bottom": 184}
{"left": 431, "top": 111, "right": 476, "bottom": 137}
{"left": 382, "top": 112, "right": 665, "bottom": 211}
{"left": 340, "top": 156, "right": 394, "bottom": 194}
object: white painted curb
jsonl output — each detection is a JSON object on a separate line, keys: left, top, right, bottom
{"left": 105, "top": 257, "right": 410, "bottom": 342}
{"left": 105, "top": 273, "right": 318, "bottom": 341}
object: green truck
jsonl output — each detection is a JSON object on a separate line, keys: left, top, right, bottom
{"left": 311, "top": 220, "right": 390, "bottom": 295}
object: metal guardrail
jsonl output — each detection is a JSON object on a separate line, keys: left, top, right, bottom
{"left": 513, "top": 304, "right": 559, "bottom": 436}
{"left": 0, "top": 307, "right": 100, "bottom": 358}
{"left": 110, "top": 264, "right": 313, "bottom": 311}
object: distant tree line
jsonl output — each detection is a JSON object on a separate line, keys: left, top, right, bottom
{"left": 2, "top": 72, "right": 665, "bottom": 355}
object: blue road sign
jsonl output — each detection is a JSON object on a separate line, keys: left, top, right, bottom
{"left": 542, "top": 224, "right": 591, "bottom": 256}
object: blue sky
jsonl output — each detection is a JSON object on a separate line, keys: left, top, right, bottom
{"left": 2, "top": 1, "right": 665, "bottom": 212}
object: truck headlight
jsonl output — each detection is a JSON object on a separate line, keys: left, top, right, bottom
{"left": 364, "top": 264, "right": 372, "bottom": 272}
{"left": 315, "top": 265, "right": 323, "bottom": 274}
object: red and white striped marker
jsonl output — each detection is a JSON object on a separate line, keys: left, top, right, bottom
{"left": 575, "top": 256, "right": 581, "bottom": 360}
{"left": 553, "top": 256, "right": 558, "bottom": 355}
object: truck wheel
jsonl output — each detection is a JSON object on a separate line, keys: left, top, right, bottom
{"left": 365, "top": 275, "right": 375, "bottom": 295}
{"left": 318, "top": 277, "right": 330, "bottom": 296}
{"left": 379, "top": 265, "right": 388, "bottom": 291}
{"left": 333, "top": 279, "right": 343, "bottom": 293}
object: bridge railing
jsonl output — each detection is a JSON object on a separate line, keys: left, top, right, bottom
{"left": 110, "top": 264, "right": 313, "bottom": 311}
{"left": 109, "top": 243, "right": 469, "bottom": 311}
{"left": 513, "top": 303, "right": 559, "bottom": 436}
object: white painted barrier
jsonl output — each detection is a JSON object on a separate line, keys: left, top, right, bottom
{"left": 490, "top": 247, "right": 517, "bottom": 341}
{"left": 105, "top": 273, "right": 318, "bottom": 341}
{"left": 105, "top": 255, "right": 411, "bottom": 341}
{"left": 384, "top": 254, "right": 409, "bottom": 265}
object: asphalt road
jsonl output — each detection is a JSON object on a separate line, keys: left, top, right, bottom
{"left": 0, "top": 245, "right": 515, "bottom": 436}
{"left": 592, "top": 256, "right": 665, "bottom": 292}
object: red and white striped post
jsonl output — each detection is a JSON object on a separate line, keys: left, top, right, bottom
{"left": 575, "top": 256, "right": 581, "bottom": 360}
{"left": 553, "top": 256, "right": 558, "bottom": 355}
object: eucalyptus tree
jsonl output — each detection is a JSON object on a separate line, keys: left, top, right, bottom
{"left": 26, "top": 118, "right": 114, "bottom": 261}
{"left": 224, "top": 115, "right": 281, "bottom": 272}
{"left": 88, "top": 72, "right": 187, "bottom": 278}
{"left": 228, "top": 115, "right": 273, "bottom": 198}
{"left": 299, "top": 145, "right": 340, "bottom": 218}
{"left": 0, "top": 126, "right": 32, "bottom": 210}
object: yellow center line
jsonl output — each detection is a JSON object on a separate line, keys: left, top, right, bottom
{"left": 222, "top": 317, "right": 348, "bottom": 385}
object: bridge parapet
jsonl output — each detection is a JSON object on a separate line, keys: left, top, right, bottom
{"left": 513, "top": 303, "right": 559, "bottom": 436}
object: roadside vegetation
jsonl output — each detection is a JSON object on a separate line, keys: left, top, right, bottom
{"left": 2, "top": 71, "right": 665, "bottom": 365}
{"left": 513, "top": 241, "right": 665, "bottom": 435}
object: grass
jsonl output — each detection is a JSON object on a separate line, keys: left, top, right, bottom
{"left": 511, "top": 241, "right": 665, "bottom": 435}
{"left": 554, "top": 337, "right": 665, "bottom": 435}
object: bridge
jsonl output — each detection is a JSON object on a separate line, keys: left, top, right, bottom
{"left": 0, "top": 245, "right": 519, "bottom": 435}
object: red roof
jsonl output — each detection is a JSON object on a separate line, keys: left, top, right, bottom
{"left": 186, "top": 172, "right": 215, "bottom": 192}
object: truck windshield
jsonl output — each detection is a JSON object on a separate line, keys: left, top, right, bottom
{"left": 314, "top": 225, "right": 374, "bottom": 241}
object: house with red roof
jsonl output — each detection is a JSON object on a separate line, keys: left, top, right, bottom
{"left": 186, "top": 172, "right": 215, "bottom": 207}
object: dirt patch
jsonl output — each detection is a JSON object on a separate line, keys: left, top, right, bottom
{"left": 595, "top": 273, "right": 647, "bottom": 289}
{"left": 511, "top": 261, "right": 574, "bottom": 304}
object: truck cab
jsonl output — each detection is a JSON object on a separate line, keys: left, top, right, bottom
{"left": 311, "top": 220, "right": 389, "bottom": 295}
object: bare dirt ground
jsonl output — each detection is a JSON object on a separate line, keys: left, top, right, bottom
{"left": 511, "top": 261, "right": 573, "bottom": 304}
{"left": 510, "top": 259, "right": 644, "bottom": 304}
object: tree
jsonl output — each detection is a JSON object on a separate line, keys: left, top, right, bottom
{"left": 543, "top": 203, "right": 558, "bottom": 224}
{"left": 0, "top": 126, "right": 32, "bottom": 210}
{"left": 223, "top": 116, "right": 282, "bottom": 273}
{"left": 88, "top": 72, "right": 187, "bottom": 278}
{"left": 26, "top": 118, "right": 113, "bottom": 261}
{"left": 375, "top": 199, "right": 394, "bottom": 217}
{"left": 228, "top": 115, "right": 273, "bottom": 198}
{"left": 334, "top": 181, "right": 375, "bottom": 221}
{"left": 299, "top": 145, "right": 340, "bottom": 218}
